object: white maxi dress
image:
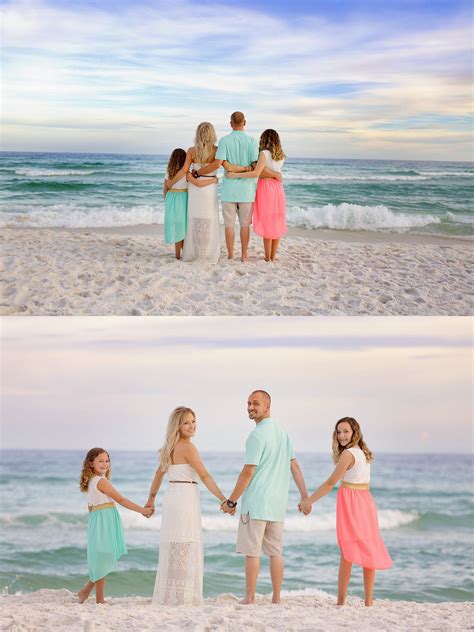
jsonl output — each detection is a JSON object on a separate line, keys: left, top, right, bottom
{"left": 152, "top": 464, "right": 203, "bottom": 605}
{"left": 182, "top": 163, "right": 220, "bottom": 263}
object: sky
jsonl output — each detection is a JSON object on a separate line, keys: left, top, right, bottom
{"left": 1, "top": 0, "right": 473, "bottom": 159}
{"left": 1, "top": 316, "right": 472, "bottom": 454}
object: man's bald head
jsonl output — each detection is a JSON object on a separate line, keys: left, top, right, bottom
{"left": 247, "top": 390, "right": 271, "bottom": 423}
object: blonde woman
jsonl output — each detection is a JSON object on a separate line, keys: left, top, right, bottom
{"left": 147, "top": 407, "right": 227, "bottom": 605}
{"left": 176, "top": 122, "right": 221, "bottom": 263}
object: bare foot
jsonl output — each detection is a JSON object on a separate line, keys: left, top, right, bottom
{"left": 240, "top": 598, "right": 256, "bottom": 605}
{"left": 365, "top": 601, "right": 373, "bottom": 607}
{"left": 78, "top": 589, "right": 89, "bottom": 604}
{"left": 96, "top": 600, "right": 108, "bottom": 605}
{"left": 336, "top": 600, "right": 345, "bottom": 606}
{"left": 272, "top": 598, "right": 281, "bottom": 604}
{"left": 241, "top": 256, "right": 249, "bottom": 262}
{"left": 227, "top": 253, "right": 234, "bottom": 260}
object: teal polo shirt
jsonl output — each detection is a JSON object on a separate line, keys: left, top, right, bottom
{"left": 215, "top": 130, "right": 259, "bottom": 202}
{"left": 241, "top": 418, "right": 295, "bottom": 522}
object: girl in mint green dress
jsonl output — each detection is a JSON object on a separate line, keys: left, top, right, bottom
{"left": 164, "top": 148, "right": 189, "bottom": 259}
{"left": 77, "top": 447, "right": 152, "bottom": 604}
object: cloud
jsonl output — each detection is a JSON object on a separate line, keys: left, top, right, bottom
{"left": 1, "top": 0, "right": 472, "bottom": 158}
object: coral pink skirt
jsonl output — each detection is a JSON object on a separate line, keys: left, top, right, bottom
{"left": 336, "top": 486, "right": 392, "bottom": 570}
{"left": 252, "top": 178, "right": 287, "bottom": 239}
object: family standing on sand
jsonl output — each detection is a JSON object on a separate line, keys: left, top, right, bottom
{"left": 78, "top": 391, "right": 392, "bottom": 608}
{"left": 163, "top": 112, "right": 287, "bottom": 263}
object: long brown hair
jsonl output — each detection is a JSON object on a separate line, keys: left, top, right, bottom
{"left": 167, "top": 148, "right": 187, "bottom": 179}
{"left": 332, "top": 417, "right": 373, "bottom": 464}
{"left": 259, "top": 129, "right": 285, "bottom": 161}
{"left": 79, "top": 447, "right": 111, "bottom": 493}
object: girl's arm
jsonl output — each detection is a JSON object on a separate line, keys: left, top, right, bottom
{"left": 97, "top": 478, "right": 153, "bottom": 516}
{"left": 168, "top": 148, "right": 194, "bottom": 186}
{"left": 145, "top": 467, "right": 166, "bottom": 514}
{"left": 183, "top": 443, "right": 226, "bottom": 503}
{"left": 186, "top": 172, "right": 218, "bottom": 187}
{"left": 222, "top": 160, "right": 249, "bottom": 173}
{"left": 226, "top": 152, "right": 266, "bottom": 179}
{"left": 299, "top": 451, "right": 355, "bottom": 513}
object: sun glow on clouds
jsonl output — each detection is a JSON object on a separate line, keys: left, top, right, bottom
{"left": 2, "top": 0, "right": 473, "bottom": 158}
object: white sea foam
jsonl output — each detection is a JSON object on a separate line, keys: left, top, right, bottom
{"left": 419, "top": 171, "right": 474, "bottom": 177}
{"left": 284, "top": 174, "right": 428, "bottom": 181}
{"left": 15, "top": 168, "right": 96, "bottom": 177}
{"left": 286, "top": 203, "right": 440, "bottom": 231}
{"left": 119, "top": 509, "right": 419, "bottom": 532}
{"left": 0, "top": 204, "right": 165, "bottom": 228}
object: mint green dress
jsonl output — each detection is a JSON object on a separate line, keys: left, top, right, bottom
{"left": 87, "top": 476, "right": 127, "bottom": 582}
{"left": 164, "top": 175, "right": 188, "bottom": 245}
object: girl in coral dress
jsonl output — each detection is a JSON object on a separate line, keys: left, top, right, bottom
{"left": 226, "top": 128, "right": 286, "bottom": 261}
{"left": 299, "top": 417, "right": 392, "bottom": 607}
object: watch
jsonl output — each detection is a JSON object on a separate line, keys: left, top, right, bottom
{"left": 226, "top": 499, "right": 237, "bottom": 509}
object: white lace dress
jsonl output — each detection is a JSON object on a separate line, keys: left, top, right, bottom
{"left": 182, "top": 163, "right": 220, "bottom": 264}
{"left": 152, "top": 464, "right": 203, "bottom": 605}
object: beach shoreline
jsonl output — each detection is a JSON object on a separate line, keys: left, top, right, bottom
{"left": 13, "top": 222, "right": 470, "bottom": 247}
{"left": 1, "top": 590, "right": 472, "bottom": 632}
{"left": 1, "top": 226, "right": 472, "bottom": 316}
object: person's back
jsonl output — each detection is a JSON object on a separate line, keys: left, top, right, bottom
{"left": 241, "top": 417, "right": 294, "bottom": 522}
{"left": 217, "top": 130, "right": 259, "bottom": 203}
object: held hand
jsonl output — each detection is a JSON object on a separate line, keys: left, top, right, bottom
{"left": 142, "top": 506, "right": 154, "bottom": 518}
{"left": 220, "top": 499, "right": 236, "bottom": 515}
{"left": 144, "top": 500, "right": 155, "bottom": 516}
{"left": 298, "top": 498, "right": 312, "bottom": 515}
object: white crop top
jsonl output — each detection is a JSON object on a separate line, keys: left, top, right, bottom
{"left": 262, "top": 149, "right": 285, "bottom": 173}
{"left": 87, "top": 475, "right": 114, "bottom": 507}
{"left": 169, "top": 174, "right": 188, "bottom": 189}
{"left": 342, "top": 447, "right": 370, "bottom": 484}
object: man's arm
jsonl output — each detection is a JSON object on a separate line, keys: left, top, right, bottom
{"left": 291, "top": 459, "right": 310, "bottom": 507}
{"left": 221, "top": 464, "right": 256, "bottom": 513}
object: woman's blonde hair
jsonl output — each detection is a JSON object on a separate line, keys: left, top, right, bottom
{"left": 159, "top": 406, "right": 196, "bottom": 471}
{"left": 259, "top": 129, "right": 285, "bottom": 161}
{"left": 194, "top": 122, "right": 217, "bottom": 165}
{"left": 332, "top": 417, "right": 373, "bottom": 464}
{"left": 79, "top": 447, "right": 111, "bottom": 493}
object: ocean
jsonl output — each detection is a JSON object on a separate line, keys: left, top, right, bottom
{"left": 1, "top": 450, "right": 472, "bottom": 603}
{"left": 0, "top": 152, "right": 472, "bottom": 237}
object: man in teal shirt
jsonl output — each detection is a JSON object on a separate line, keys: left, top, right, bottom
{"left": 195, "top": 112, "right": 259, "bottom": 261}
{"left": 222, "top": 390, "right": 310, "bottom": 604}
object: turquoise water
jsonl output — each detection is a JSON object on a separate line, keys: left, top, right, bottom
{"left": 0, "top": 152, "right": 472, "bottom": 237}
{"left": 1, "top": 450, "right": 472, "bottom": 602}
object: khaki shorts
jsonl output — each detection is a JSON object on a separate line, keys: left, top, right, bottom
{"left": 236, "top": 514, "right": 284, "bottom": 557}
{"left": 222, "top": 202, "right": 253, "bottom": 228}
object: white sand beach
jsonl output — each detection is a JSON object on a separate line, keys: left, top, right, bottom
{"left": 1, "top": 589, "right": 472, "bottom": 632}
{"left": 1, "top": 226, "right": 472, "bottom": 316}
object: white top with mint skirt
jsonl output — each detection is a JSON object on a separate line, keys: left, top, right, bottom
{"left": 87, "top": 475, "right": 113, "bottom": 506}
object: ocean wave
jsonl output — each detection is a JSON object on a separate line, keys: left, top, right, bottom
{"left": 446, "top": 212, "right": 473, "bottom": 225}
{"left": 285, "top": 174, "right": 429, "bottom": 182}
{"left": 419, "top": 171, "right": 474, "bottom": 177}
{"left": 0, "top": 203, "right": 165, "bottom": 228}
{"left": 286, "top": 203, "right": 440, "bottom": 231}
{"left": 15, "top": 168, "right": 96, "bottom": 177}
{"left": 1, "top": 509, "right": 418, "bottom": 531}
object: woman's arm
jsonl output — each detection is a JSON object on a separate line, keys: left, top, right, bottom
{"left": 193, "top": 147, "right": 221, "bottom": 176}
{"left": 186, "top": 172, "right": 218, "bottom": 187}
{"left": 299, "top": 451, "right": 355, "bottom": 513}
{"left": 97, "top": 478, "right": 153, "bottom": 516}
{"left": 144, "top": 468, "right": 166, "bottom": 513}
{"left": 260, "top": 166, "right": 282, "bottom": 181}
{"left": 183, "top": 443, "right": 226, "bottom": 503}
{"left": 226, "top": 152, "right": 266, "bottom": 179}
